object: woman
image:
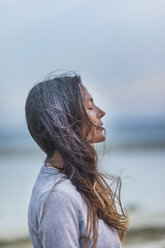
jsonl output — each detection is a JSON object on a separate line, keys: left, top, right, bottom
{"left": 25, "top": 72, "right": 129, "bottom": 248}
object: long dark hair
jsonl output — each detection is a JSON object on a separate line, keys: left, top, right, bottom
{"left": 25, "top": 71, "right": 129, "bottom": 248}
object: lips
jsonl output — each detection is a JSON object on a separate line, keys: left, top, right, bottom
{"left": 97, "top": 126, "right": 104, "bottom": 129}
{"left": 96, "top": 123, "right": 104, "bottom": 129}
{"left": 97, "top": 122, "right": 103, "bottom": 127}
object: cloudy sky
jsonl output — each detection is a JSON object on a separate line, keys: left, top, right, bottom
{"left": 0, "top": 0, "right": 165, "bottom": 127}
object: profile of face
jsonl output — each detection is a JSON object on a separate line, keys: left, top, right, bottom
{"left": 81, "top": 86, "right": 106, "bottom": 144}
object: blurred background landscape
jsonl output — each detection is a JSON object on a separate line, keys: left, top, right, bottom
{"left": 0, "top": 0, "right": 165, "bottom": 247}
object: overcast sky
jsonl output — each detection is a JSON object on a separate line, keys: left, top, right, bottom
{"left": 0, "top": 0, "right": 165, "bottom": 127}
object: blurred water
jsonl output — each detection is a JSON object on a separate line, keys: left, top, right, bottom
{"left": 0, "top": 147, "right": 165, "bottom": 239}
{"left": 100, "top": 148, "right": 165, "bottom": 213}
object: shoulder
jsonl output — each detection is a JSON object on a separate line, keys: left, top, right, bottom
{"left": 53, "top": 177, "right": 83, "bottom": 205}
{"left": 37, "top": 175, "right": 87, "bottom": 217}
{"left": 36, "top": 177, "right": 88, "bottom": 232}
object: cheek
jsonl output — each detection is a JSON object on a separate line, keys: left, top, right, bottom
{"left": 86, "top": 126, "right": 96, "bottom": 143}
{"left": 89, "top": 126, "right": 96, "bottom": 136}
{"left": 86, "top": 110, "right": 97, "bottom": 124}
{"left": 83, "top": 110, "right": 104, "bottom": 143}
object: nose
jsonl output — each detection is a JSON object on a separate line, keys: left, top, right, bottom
{"left": 97, "top": 107, "right": 105, "bottom": 118}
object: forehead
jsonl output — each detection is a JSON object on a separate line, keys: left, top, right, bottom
{"left": 80, "top": 86, "right": 93, "bottom": 102}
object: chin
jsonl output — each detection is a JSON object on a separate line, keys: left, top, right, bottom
{"left": 86, "top": 129, "right": 106, "bottom": 144}
{"left": 94, "top": 135, "right": 106, "bottom": 143}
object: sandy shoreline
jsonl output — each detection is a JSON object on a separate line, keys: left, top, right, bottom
{"left": 1, "top": 211, "right": 165, "bottom": 248}
{"left": 1, "top": 227, "right": 165, "bottom": 248}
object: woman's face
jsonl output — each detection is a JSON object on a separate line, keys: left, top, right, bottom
{"left": 81, "top": 86, "right": 106, "bottom": 144}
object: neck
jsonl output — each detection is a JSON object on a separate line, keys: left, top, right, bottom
{"left": 47, "top": 150, "right": 64, "bottom": 169}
